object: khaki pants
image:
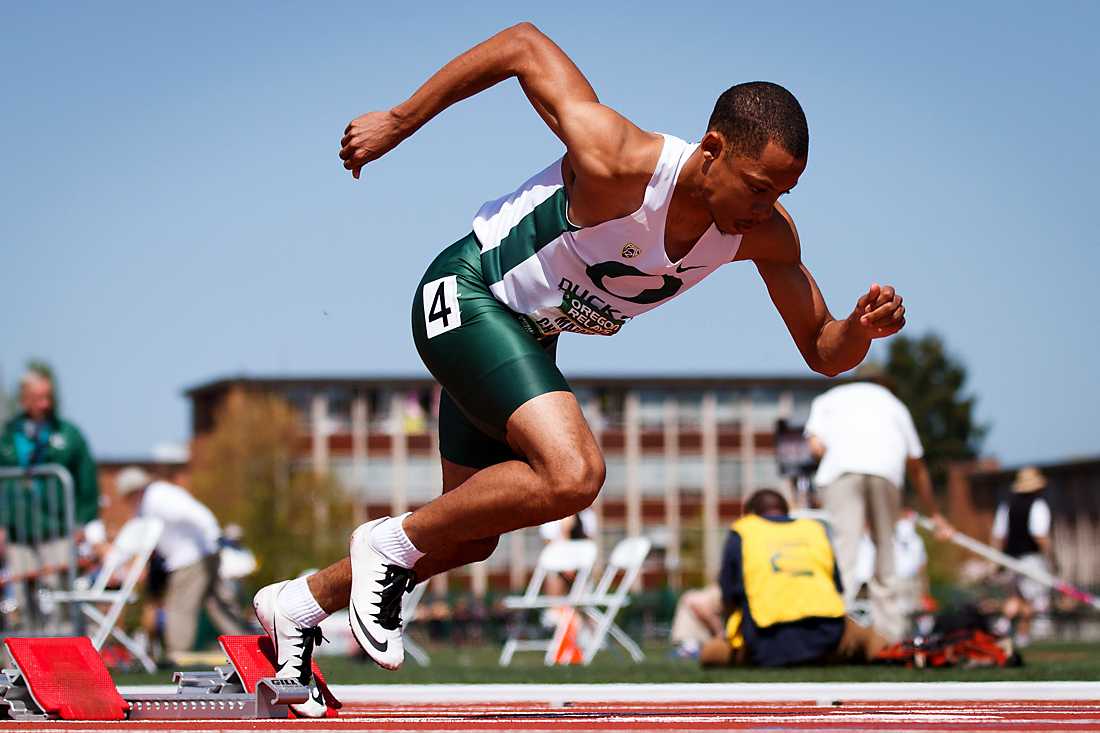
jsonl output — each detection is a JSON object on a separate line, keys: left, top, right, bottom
{"left": 700, "top": 617, "right": 889, "bottom": 667}
{"left": 163, "top": 554, "right": 248, "bottom": 654}
{"left": 6, "top": 538, "right": 71, "bottom": 632}
{"left": 823, "top": 473, "right": 904, "bottom": 642}
{"left": 670, "top": 585, "right": 723, "bottom": 647}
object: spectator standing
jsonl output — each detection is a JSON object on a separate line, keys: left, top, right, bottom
{"left": 803, "top": 380, "right": 950, "bottom": 641}
{"left": 0, "top": 367, "right": 99, "bottom": 629}
{"left": 114, "top": 467, "right": 247, "bottom": 659}
{"left": 992, "top": 466, "right": 1053, "bottom": 647}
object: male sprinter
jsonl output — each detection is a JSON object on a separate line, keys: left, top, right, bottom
{"left": 253, "top": 22, "right": 906, "bottom": 715}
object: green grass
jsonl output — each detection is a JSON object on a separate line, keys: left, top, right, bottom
{"left": 112, "top": 639, "right": 1100, "bottom": 687}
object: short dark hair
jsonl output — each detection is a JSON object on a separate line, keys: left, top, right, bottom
{"left": 744, "top": 489, "right": 790, "bottom": 517}
{"left": 707, "top": 82, "right": 808, "bottom": 160}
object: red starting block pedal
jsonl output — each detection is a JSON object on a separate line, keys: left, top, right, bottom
{"left": 218, "top": 635, "right": 341, "bottom": 717}
{"left": 3, "top": 637, "right": 128, "bottom": 720}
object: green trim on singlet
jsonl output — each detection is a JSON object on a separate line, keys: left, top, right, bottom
{"left": 412, "top": 233, "right": 572, "bottom": 462}
{"left": 479, "top": 188, "right": 579, "bottom": 286}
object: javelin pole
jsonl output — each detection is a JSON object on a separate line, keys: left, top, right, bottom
{"left": 917, "top": 515, "right": 1100, "bottom": 611}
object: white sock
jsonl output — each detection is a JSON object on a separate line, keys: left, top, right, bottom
{"left": 368, "top": 513, "right": 425, "bottom": 569}
{"left": 277, "top": 577, "right": 329, "bottom": 628}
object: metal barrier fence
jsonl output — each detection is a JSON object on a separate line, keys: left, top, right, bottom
{"left": 0, "top": 465, "right": 80, "bottom": 637}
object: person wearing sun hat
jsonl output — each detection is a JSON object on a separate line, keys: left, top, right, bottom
{"left": 991, "top": 466, "right": 1054, "bottom": 647}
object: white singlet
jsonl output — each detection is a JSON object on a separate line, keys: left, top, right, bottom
{"left": 471, "top": 134, "right": 742, "bottom": 337}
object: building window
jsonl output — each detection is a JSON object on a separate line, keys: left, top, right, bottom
{"left": 676, "top": 391, "right": 703, "bottom": 428}
{"left": 326, "top": 387, "right": 352, "bottom": 434}
{"left": 599, "top": 389, "right": 625, "bottom": 429}
{"left": 716, "top": 391, "right": 745, "bottom": 427}
{"left": 282, "top": 387, "right": 313, "bottom": 432}
{"left": 751, "top": 388, "right": 782, "bottom": 429}
{"left": 753, "top": 455, "right": 782, "bottom": 490}
{"left": 677, "top": 455, "right": 705, "bottom": 490}
{"left": 638, "top": 390, "right": 666, "bottom": 428}
{"left": 406, "top": 456, "right": 442, "bottom": 503}
{"left": 718, "top": 457, "right": 743, "bottom": 494}
{"left": 604, "top": 456, "right": 625, "bottom": 497}
{"left": 791, "top": 389, "right": 819, "bottom": 426}
{"left": 329, "top": 457, "right": 365, "bottom": 494}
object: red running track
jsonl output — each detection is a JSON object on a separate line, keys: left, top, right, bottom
{"left": 2, "top": 700, "right": 1100, "bottom": 732}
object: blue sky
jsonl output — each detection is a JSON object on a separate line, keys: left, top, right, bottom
{"left": 1, "top": 1, "right": 1097, "bottom": 465}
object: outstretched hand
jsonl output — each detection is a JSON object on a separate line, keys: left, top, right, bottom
{"left": 929, "top": 512, "right": 955, "bottom": 542}
{"left": 852, "top": 283, "right": 905, "bottom": 339}
{"left": 339, "top": 110, "right": 406, "bottom": 179}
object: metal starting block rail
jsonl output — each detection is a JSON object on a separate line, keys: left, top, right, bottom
{"left": 0, "top": 635, "right": 334, "bottom": 721}
{"left": 125, "top": 667, "right": 308, "bottom": 720}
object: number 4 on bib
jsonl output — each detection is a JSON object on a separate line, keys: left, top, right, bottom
{"left": 423, "top": 275, "right": 461, "bottom": 339}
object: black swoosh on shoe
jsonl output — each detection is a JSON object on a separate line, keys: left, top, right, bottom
{"left": 351, "top": 603, "right": 389, "bottom": 653}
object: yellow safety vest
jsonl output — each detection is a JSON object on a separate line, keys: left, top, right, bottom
{"left": 732, "top": 514, "right": 845, "bottom": 628}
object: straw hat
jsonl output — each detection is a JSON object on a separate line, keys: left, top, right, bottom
{"left": 115, "top": 466, "right": 153, "bottom": 497}
{"left": 1011, "top": 466, "right": 1047, "bottom": 494}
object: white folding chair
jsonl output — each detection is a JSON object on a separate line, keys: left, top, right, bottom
{"left": 577, "top": 535, "right": 652, "bottom": 664}
{"left": 499, "top": 539, "right": 597, "bottom": 666}
{"left": 42, "top": 517, "right": 164, "bottom": 672}
{"left": 401, "top": 580, "right": 430, "bottom": 666}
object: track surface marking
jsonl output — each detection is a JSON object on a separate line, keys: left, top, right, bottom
{"left": 3, "top": 699, "right": 1100, "bottom": 732}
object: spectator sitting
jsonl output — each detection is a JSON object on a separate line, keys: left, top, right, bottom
{"left": 0, "top": 366, "right": 100, "bottom": 630}
{"left": 700, "top": 489, "right": 889, "bottom": 667}
{"left": 114, "top": 467, "right": 247, "bottom": 661}
{"left": 850, "top": 509, "right": 932, "bottom": 630}
{"left": 670, "top": 583, "right": 723, "bottom": 658}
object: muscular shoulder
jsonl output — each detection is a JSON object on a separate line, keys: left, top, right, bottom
{"left": 561, "top": 104, "right": 663, "bottom": 223}
{"left": 560, "top": 102, "right": 661, "bottom": 180}
{"left": 734, "top": 202, "right": 801, "bottom": 265}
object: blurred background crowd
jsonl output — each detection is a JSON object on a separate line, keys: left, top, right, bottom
{"left": 0, "top": 328, "right": 1094, "bottom": 670}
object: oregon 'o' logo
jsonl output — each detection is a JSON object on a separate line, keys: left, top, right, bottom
{"left": 585, "top": 261, "right": 682, "bottom": 305}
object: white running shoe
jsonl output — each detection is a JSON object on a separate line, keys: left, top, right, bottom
{"left": 252, "top": 581, "right": 329, "bottom": 718}
{"left": 348, "top": 518, "right": 417, "bottom": 670}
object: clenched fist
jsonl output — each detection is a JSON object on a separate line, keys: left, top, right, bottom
{"left": 852, "top": 283, "right": 905, "bottom": 338}
{"left": 339, "top": 110, "right": 407, "bottom": 179}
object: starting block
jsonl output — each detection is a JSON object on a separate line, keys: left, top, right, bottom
{"left": 0, "top": 636, "right": 339, "bottom": 721}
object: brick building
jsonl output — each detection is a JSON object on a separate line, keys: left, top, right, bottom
{"left": 186, "top": 374, "right": 857, "bottom": 594}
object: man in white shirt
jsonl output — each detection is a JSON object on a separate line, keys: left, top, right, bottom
{"left": 804, "top": 381, "right": 950, "bottom": 641}
{"left": 991, "top": 466, "right": 1053, "bottom": 646}
{"left": 851, "top": 510, "right": 930, "bottom": 620}
{"left": 115, "top": 467, "right": 247, "bottom": 657}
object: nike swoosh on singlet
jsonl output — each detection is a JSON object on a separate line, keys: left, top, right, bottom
{"left": 351, "top": 603, "right": 389, "bottom": 653}
{"left": 675, "top": 263, "right": 706, "bottom": 273}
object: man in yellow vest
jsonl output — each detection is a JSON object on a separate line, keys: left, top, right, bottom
{"left": 701, "top": 489, "right": 888, "bottom": 667}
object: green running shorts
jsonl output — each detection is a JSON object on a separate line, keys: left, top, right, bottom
{"left": 411, "top": 233, "right": 571, "bottom": 468}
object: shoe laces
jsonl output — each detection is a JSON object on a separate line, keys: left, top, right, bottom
{"left": 286, "top": 626, "right": 326, "bottom": 685}
{"left": 373, "top": 565, "right": 417, "bottom": 631}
